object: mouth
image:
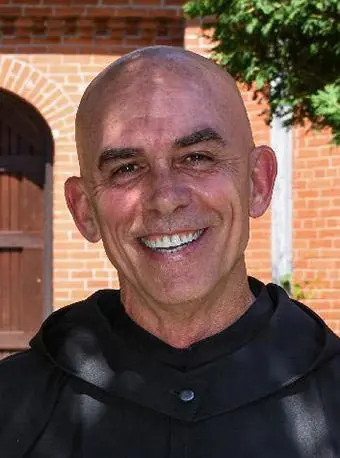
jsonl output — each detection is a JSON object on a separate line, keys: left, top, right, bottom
{"left": 139, "top": 229, "right": 205, "bottom": 253}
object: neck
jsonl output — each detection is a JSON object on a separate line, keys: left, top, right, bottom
{"left": 120, "top": 262, "right": 255, "bottom": 349}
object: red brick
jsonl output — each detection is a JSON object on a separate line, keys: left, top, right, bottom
{"left": 53, "top": 7, "right": 85, "bottom": 16}
{"left": 102, "top": 0, "right": 131, "bottom": 4}
{"left": 164, "top": 0, "right": 184, "bottom": 4}
{"left": 0, "top": 16, "right": 338, "bottom": 334}
{"left": 42, "top": 0, "right": 70, "bottom": 4}
{"left": 0, "top": 6, "right": 22, "bottom": 16}
{"left": 148, "top": 8, "right": 181, "bottom": 18}
{"left": 132, "top": 0, "right": 161, "bottom": 4}
{"left": 23, "top": 6, "right": 53, "bottom": 16}
{"left": 112, "top": 7, "right": 149, "bottom": 17}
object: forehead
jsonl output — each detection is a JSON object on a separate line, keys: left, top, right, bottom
{"left": 77, "top": 60, "right": 253, "bottom": 173}
{"left": 96, "top": 75, "right": 231, "bottom": 151}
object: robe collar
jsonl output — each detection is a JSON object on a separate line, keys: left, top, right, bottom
{"left": 32, "top": 278, "right": 340, "bottom": 422}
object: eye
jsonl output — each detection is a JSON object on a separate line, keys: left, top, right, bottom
{"left": 114, "top": 163, "right": 139, "bottom": 175}
{"left": 107, "top": 162, "right": 144, "bottom": 185}
{"left": 184, "top": 153, "right": 212, "bottom": 164}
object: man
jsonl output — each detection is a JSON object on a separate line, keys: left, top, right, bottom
{"left": 1, "top": 46, "right": 340, "bottom": 457}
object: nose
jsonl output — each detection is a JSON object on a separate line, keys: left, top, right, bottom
{"left": 145, "top": 169, "right": 191, "bottom": 216}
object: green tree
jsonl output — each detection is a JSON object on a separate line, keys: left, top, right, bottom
{"left": 184, "top": 0, "right": 340, "bottom": 143}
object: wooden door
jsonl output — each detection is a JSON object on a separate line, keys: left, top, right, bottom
{"left": 0, "top": 90, "right": 51, "bottom": 358}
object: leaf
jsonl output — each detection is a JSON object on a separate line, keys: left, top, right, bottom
{"left": 245, "top": 18, "right": 259, "bottom": 34}
{"left": 255, "top": 73, "right": 266, "bottom": 90}
{"left": 184, "top": 0, "right": 340, "bottom": 143}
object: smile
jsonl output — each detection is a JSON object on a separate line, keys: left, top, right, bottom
{"left": 140, "top": 230, "right": 204, "bottom": 253}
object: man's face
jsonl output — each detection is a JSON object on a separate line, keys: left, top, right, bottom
{"left": 75, "top": 70, "right": 259, "bottom": 305}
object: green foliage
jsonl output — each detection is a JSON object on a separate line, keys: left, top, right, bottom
{"left": 184, "top": 0, "right": 340, "bottom": 143}
{"left": 280, "top": 273, "right": 314, "bottom": 301}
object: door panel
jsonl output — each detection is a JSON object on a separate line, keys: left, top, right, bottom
{"left": 0, "top": 90, "right": 51, "bottom": 358}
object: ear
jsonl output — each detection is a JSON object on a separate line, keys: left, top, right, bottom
{"left": 249, "top": 145, "right": 277, "bottom": 218}
{"left": 64, "top": 177, "right": 101, "bottom": 243}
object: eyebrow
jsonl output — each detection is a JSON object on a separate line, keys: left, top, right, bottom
{"left": 174, "top": 128, "right": 226, "bottom": 148}
{"left": 97, "top": 128, "right": 226, "bottom": 170}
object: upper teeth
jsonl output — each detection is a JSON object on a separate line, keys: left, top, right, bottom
{"left": 141, "top": 230, "right": 202, "bottom": 250}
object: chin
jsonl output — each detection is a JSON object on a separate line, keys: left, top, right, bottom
{"left": 143, "top": 278, "right": 215, "bottom": 306}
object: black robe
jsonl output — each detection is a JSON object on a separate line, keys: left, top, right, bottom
{"left": 1, "top": 278, "right": 340, "bottom": 458}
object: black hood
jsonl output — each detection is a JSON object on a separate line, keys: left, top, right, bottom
{"left": 30, "top": 279, "right": 340, "bottom": 421}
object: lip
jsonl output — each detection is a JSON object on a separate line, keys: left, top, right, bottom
{"left": 137, "top": 227, "right": 208, "bottom": 260}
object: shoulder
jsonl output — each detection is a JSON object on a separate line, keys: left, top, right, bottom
{"left": 0, "top": 348, "right": 65, "bottom": 389}
{"left": 0, "top": 350, "right": 67, "bottom": 458}
{"left": 316, "top": 352, "right": 340, "bottom": 385}
{"left": 1, "top": 347, "right": 48, "bottom": 373}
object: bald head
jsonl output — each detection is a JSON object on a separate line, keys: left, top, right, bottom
{"left": 76, "top": 46, "right": 254, "bottom": 177}
{"left": 66, "top": 46, "right": 277, "bottom": 311}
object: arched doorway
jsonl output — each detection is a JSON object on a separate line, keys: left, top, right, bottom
{"left": 0, "top": 89, "right": 53, "bottom": 358}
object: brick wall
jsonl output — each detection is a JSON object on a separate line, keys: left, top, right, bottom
{"left": 293, "top": 126, "right": 340, "bottom": 333}
{"left": 0, "top": 0, "right": 339, "bottom": 333}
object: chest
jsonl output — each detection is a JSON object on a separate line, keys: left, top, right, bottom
{"left": 28, "top": 382, "right": 337, "bottom": 458}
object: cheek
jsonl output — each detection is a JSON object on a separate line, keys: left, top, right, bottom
{"left": 198, "top": 175, "right": 249, "bottom": 247}
{"left": 196, "top": 174, "right": 241, "bottom": 213}
{"left": 95, "top": 188, "right": 141, "bottom": 235}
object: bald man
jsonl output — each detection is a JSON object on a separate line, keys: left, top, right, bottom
{"left": 1, "top": 46, "right": 340, "bottom": 458}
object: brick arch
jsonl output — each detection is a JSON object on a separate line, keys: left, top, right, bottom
{"left": 0, "top": 56, "right": 75, "bottom": 140}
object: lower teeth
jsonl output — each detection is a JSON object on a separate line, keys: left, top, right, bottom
{"left": 155, "top": 242, "right": 190, "bottom": 253}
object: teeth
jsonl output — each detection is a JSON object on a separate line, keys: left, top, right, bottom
{"left": 162, "top": 235, "right": 171, "bottom": 248}
{"left": 141, "top": 230, "right": 203, "bottom": 251}
{"left": 181, "top": 233, "right": 189, "bottom": 244}
{"left": 171, "top": 234, "right": 181, "bottom": 246}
